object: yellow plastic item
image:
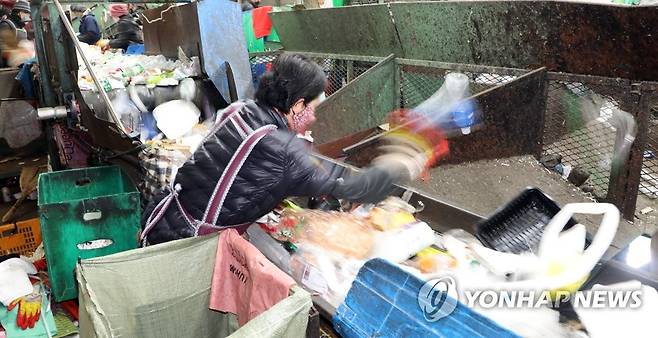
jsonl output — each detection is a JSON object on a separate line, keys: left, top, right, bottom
{"left": 416, "top": 247, "right": 441, "bottom": 259}
{"left": 546, "top": 259, "right": 589, "bottom": 300}
{"left": 0, "top": 218, "right": 41, "bottom": 256}
{"left": 370, "top": 208, "right": 416, "bottom": 231}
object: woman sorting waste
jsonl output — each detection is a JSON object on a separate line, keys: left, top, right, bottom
{"left": 98, "top": 4, "right": 143, "bottom": 51}
{"left": 141, "top": 53, "right": 435, "bottom": 245}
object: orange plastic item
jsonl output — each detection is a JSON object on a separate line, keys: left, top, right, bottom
{"left": 0, "top": 218, "right": 41, "bottom": 256}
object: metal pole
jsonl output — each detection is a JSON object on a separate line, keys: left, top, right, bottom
{"left": 51, "top": 0, "right": 127, "bottom": 136}
{"left": 30, "top": 0, "right": 57, "bottom": 106}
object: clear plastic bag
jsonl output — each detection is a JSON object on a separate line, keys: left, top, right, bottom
{"left": 271, "top": 209, "right": 375, "bottom": 259}
{"left": 289, "top": 243, "right": 365, "bottom": 308}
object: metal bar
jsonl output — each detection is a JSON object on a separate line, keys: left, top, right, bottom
{"left": 296, "top": 51, "right": 387, "bottom": 63}
{"left": 48, "top": 3, "right": 74, "bottom": 95}
{"left": 314, "top": 127, "right": 379, "bottom": 159}
{"left": 248, "top": 50, "right": 282, "bottom": 59}
{"left": 31, "top": 1, "right": 57, "bottom": 106}
{"left": 396, "top": 59, "right": 658, "bottom": 91}
{"left": 396, "top": 58, "right": 529, "bottom": 77}
{"left": 346, "top": 60, "right": 354, "bottom": 83}
{"left": 547, "top": 72, "right": 633, "bottom": 88}
{"left": 620, "top": 85, "right": 655, "bottom": 220}
{"left": 394, "top": 59, "right": 402, "bottom": 110}
{"left": 51, "top": 0, "right": 127, "bottom": 135}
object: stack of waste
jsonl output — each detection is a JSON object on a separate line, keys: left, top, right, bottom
{"left": 76, "top": 44, "right": 200, "bottom": 92}
{"left": 248, "top": 194, "right": 658, "bottom": 337}
{"left": 76, "top": 44, "right": 210, "bottom": 200}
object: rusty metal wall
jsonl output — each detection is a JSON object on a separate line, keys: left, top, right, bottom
{"left": 271, "top": 2, "right": 658, "bottom": 80}
{"left": 270, "top": 5, "right": 402, "bottom": 57}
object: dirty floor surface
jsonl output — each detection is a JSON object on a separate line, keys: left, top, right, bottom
{"left": 409, "top": 155, "right": 650, "bottom": 258}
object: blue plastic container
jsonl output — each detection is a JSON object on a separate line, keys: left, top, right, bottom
{"left": 333, "top": 259, "right": 519, "bottom": 338}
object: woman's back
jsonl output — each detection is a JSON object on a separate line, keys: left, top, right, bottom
{"left": 142, "top": 100, "right": 344, "bottom": 244}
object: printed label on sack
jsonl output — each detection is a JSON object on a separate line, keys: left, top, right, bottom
{"left": 301, "top": 265, "right": 328, "bottom": 294}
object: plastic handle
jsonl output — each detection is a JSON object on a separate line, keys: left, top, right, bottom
{"left": 538, "top": 203, "right": 619, "bottom": 276}
{"left": 83, "top": 211, "right": 102, "bottom": 222}
{"left": 0, "top": 223, "right": 18, "bottom": 234}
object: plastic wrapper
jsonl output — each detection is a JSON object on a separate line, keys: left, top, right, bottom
{"left": 268, "top": 210, "right": 375, "bottom": 259}
{"left": 290, "top": 243, "right": 365, "bottom": 308}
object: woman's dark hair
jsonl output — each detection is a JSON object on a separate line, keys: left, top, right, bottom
{"left": 255, "top": 53, "right": 326, "bottom": 114}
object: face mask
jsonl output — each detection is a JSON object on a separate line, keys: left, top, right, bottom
{"left": 291, "top": 105, "right": 316, "bottom": 134}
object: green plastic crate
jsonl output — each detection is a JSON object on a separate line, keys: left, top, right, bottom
{"left": 38, "top": 166, "right": 140, "bottom": 301}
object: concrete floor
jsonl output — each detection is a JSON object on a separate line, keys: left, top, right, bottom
{"left": 408, "top": 155, "right": 652, "bottom": 259}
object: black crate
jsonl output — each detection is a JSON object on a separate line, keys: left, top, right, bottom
{"left": 475, "top": 187, "right": 579, "bottom": 254}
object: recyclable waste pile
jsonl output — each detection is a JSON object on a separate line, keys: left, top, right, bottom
{"left": 76, "top": 44, "right": 207, "bottom": 201}
{"left": 251, "top": 197, "right": 436, "bottom": 308}
{"left": 247, "top": 198, "right": 649, "bottom": 337}
{"left": 76, "top": 44, "right": 201, "bottom": 92}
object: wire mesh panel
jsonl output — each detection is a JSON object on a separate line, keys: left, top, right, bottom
{"left": 248, "top": 52, "right": 377, "bottom": 98}
{"left": 399, "top": 64, "right": 518, "bottom": 109}
{"left": 249, "top": 52, "right": 279, "bottom": 88}
{"left": 641, "top": 106, "right": 658, "bottom": 199}
{"left": 541, "top": 78, "right": 634, "bottom": 198}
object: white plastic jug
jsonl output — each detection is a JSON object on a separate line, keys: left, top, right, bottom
{"left": 502, "top": 203, "right": 619, "bottom": 293}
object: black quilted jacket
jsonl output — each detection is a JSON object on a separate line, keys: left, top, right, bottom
{"left": 142, "top": 100, "right": 400, "bottom": 244}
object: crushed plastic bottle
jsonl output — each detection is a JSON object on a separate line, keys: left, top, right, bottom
{"left": 451, "top": 98, "right": 476, "bottom": 135}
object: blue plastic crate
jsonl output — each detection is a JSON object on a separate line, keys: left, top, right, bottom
{"left": 334, "top": 259, "right": 519, "bottom": 338}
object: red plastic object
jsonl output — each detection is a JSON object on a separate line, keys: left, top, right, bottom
{"left": 59, "top": 301, "right": 79, "bottom": 321}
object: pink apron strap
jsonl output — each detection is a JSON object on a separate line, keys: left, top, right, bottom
{"left": 200, "top": 123, "right": 277, "bottom": 227}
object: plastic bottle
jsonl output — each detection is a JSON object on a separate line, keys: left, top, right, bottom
{"left": 413, "top": 72, "right": 471, "bottom": 129}
{"left": 451, "top": 98, "right": 476, "bottom": 135}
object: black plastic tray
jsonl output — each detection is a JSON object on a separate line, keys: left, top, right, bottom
{"left": 475, "top": 187, "right": 579, "bottom": 254}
